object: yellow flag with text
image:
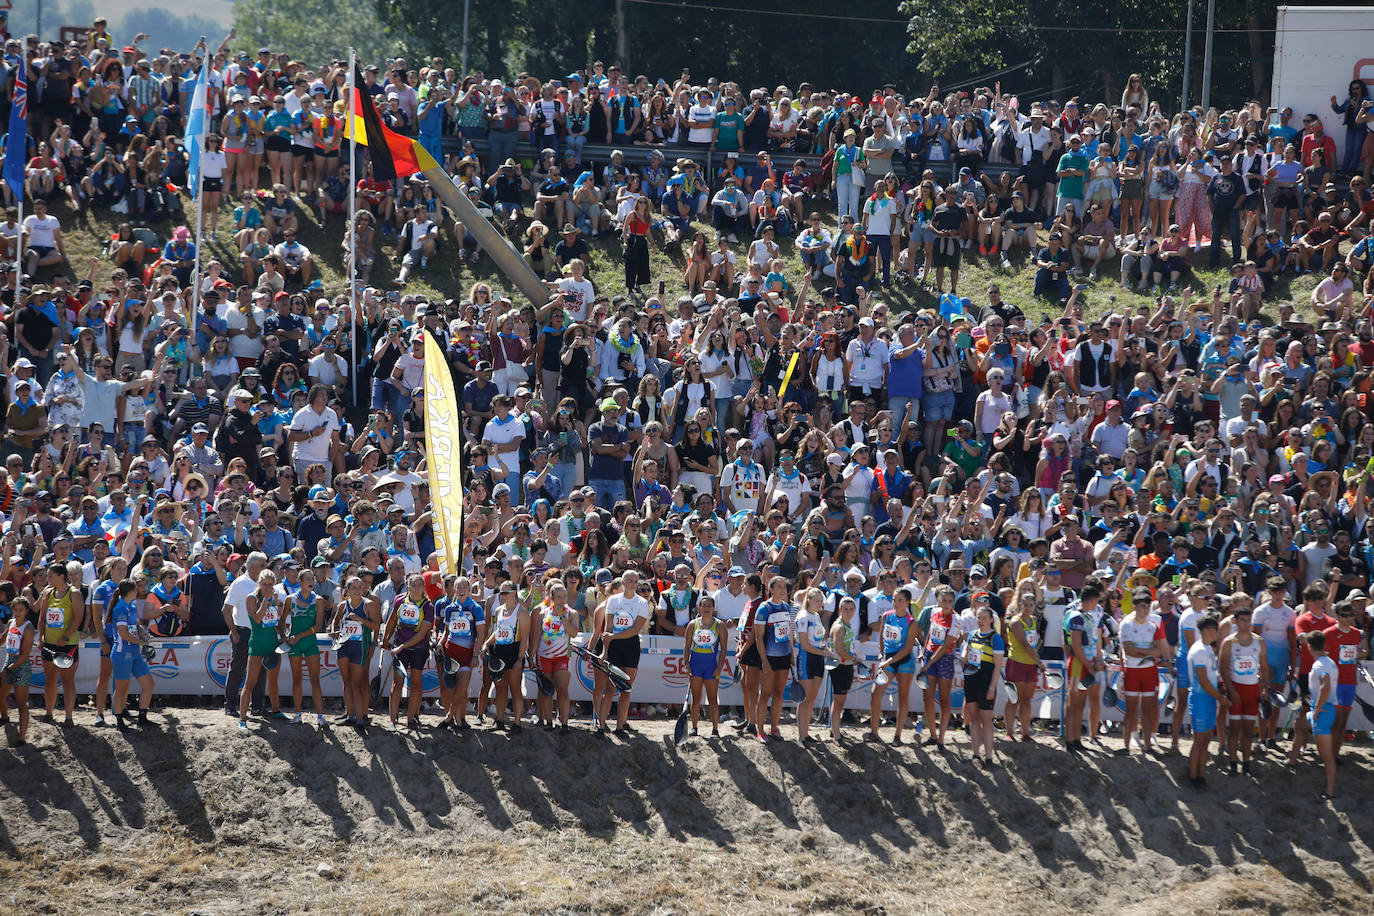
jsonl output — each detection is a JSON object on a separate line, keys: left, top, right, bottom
{"left": 422, "top": 331, "right": 464, "bottom": 574}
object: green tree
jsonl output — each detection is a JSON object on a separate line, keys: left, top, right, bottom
{"left": 371, "top": 0, "right": 917, "bottom": 94}
{"left": 231, "top": 0, "right": 395, "bottom": 67}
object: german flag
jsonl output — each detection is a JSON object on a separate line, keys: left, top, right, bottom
{"left": 345, "top": 64, "right": 434, "bottom": 180}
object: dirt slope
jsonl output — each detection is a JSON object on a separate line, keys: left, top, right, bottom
{"left": 1, "top": 710, "right": 1370, "bottom": 914}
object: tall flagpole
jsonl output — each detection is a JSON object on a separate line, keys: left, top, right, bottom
{"left": 13, "top": 192, "right": 21, "bottom": 314}
{"left": 191, "top": 55, "right": 211, "bottom": 351}
{"left": 348, "top": 49, "right": 358, "bottom": 409}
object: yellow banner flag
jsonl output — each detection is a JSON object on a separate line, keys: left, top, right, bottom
{"left": 422, "top": 331, "right": 464, "bottom": 574}
{"left": 778, "top": 351, "right": 801, "bottom": 398}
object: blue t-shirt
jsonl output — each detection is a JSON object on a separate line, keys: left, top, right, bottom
{"left": 756, "top": 600, "right": 794, "bottom": 656}
{"left": 439, "top": 596, "right": 485, "bottom": 647}
{"left": 887, "top": 346, "right": 925, "bottom": 398}
{"left": 111, "top": 599, "right": 139, "bottom": 656}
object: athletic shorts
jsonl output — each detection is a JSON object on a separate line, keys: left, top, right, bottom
{"left": 489, "top": 642, "right": 521, "bottom": 670}
{"left": 606, "top": 635, "right": 641, "bottom": 671}
{"left": 203, "top": 176, "right": 223, "bottom": 193}
{"left": 336, "top": 638, "right": 365, "bottom": 665}
{"left": 1068, "top": 655, "right": 1095, "bottom": 686}
{"left": 964, "top": 669, "right": 995, "bottom": 710}
{"left": 292, "top": 145, "right": 315, "bottom": 160}
{"left": 1123, "top": 665, "right": 1160, "bottom": 697}
{"left": 739, "top": 642, "right": 762, "bottom": 669}
{"left": 441, "top": 641, "right": 475, "bottom": 668}
{"left": 933, "top": 248, "right": 960, "bottom": 270}
{"left": 1005, "top": 659, "right": 1039, "bottom": 684}
{"left": 393, "top": 643, "right": 429, "bottom": 672}
{"left": 790, "top": 651, "right": 820, "bottom": 680}
{"left": 1336, "top": 682, "right": 1356, "bottom": 709}
{"left": 765, "top": 653, "right": 792, "bottom": 672}
{"left": 1189, "top": 693, "right": 1218, "bottom": 733}
{"left": 42, "top": 642, "right": 78, "bottom": 664}
{"left": 288, "top": 634, "right": 319, "bottom": 658}
{"left": 1174, "top": 653, "right": 1192, "bottom": 690}
{"left": 265, "top": 135, "right": 292, "bottom": 153}
{"left": 1265, "top": 646, "right": 1290, "bottom": 685}
{"left": 926, "top": 651, "right": 955, "bottom": 680}
{"left": 1231, "top": 681, "right": 1260, "bottom": 720}
{"left": 1038, "top": 646, "right": 1064, "bottom": 662}
{"left": 3, "top": 661, "right": 32, "bottom": 686}
{"left": 537, "top": 654, "right": 569, "bottom": 675}
{"left": 689, "top": 651, "right": 720, "bottom": 680}
{"left": 883, "top": 651, "right": 916, "bottom": 675}
{"left": 1298, "top": 674, "right": 1312, "bottom": 703}
{"left": 111, "top": 651, "right": 150, "bottom": 681}
{"left": 829, "top": 663, "right": 854, "bottom": 694}
{"left": 1309, "top": 702, "right": 1336, "bottom": 736}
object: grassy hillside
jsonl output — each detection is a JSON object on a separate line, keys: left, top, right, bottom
{"left": 46, "top": 187, "right": 1328, "bottom": 328}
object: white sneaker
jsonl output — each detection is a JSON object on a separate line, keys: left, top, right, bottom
{"left": 1089, "top": 268, "right": 1098, "bottom": 281}
{"left": 1000, "top": 257, "right": 1010, "bottom": 269}
{"left": 317, "top": 714, "right": 326, "bottom": 727}
{"left": 728, "top": 233, "right": 738, "bottom": 244}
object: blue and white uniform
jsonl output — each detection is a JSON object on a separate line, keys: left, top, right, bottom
{"left": 110, "top": 599, "right": 150, "bottom": 681}
{"left": 687, "top": 618, "right": 723, "bottom": 679}
{"left": 1186, "top": 639, "right": 1220, "bottom": 732}
{"left": 881, "top": 610, "right": 916, "bottom": 673}
{"left": 1307, "top": 654, "right": 1338, "bottom": 736}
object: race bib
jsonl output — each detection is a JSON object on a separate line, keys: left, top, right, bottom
{"left": 930, "top": 623, "right": 947, "bottom": 644}
{"left": 262, "top": 609, "right": 279, "bottom": 627}
{"left": 398, "top": 603, "right": 422, "bottom": 627}
{"left": 967, "top": 641, "right": 983, "bottom": 665}
{"left": 773, "top": 621, "right": 790, "bottom": 643}
{"left": 883, "top": 624, "right": 902, "bottom": 646}
{"left": 1339, "top": 644, "right": 1358, "bottom": 665}
{"left": 543, "top": 617, "right": 565, "bottom": 641}
{"left": 614, "top": 611, "right": 634, "bottom": 631}
{"left": 693, "top": 628, "right": 716, "bottom": 650}
{"left": 448, "top": 617, "right": 471, "bottom": 638}
{"left": 342, "top": 620, "right": 364, "bottom": 641}
{"left": 496, "top": 624, "right": 516, "bottom": 644}
{"left": 1234, "top": 655, "right": 1257, "bottom": 676}
{"left": 1026, "top": 630, "right": 1039, "bottom": 649}
{"left": 46, "top": 608, "right": 64, "bottom": 629}
{"left": 4, "top": 627, "right": 20, "bottom": 653}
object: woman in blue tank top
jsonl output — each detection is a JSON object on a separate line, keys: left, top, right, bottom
{"left": 869, "top": 585, "right": 920, "bottom": 746}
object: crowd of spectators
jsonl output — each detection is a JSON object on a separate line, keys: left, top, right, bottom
{"left": 0, "top": 20, "right": 1369, "bottom": 786}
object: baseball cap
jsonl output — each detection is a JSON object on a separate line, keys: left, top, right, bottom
{"left": 727, "top": 566, "right": 746, "bottom": 578}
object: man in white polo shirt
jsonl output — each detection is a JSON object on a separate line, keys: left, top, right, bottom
{"left": 845, "top": 316, "right": 890, "bottom": 403}
{"left": 220, "top": 552, "right": 269, "bottom": 716}
{"left": 287, "top": 383, "right": 340, "bottom": 475}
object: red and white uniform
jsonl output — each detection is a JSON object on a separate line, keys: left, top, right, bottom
{"left": 536, "top": 603, "right": 572, "bottom": 675}
{"left": 1226, "top": 634, "right": 1263, "bottom": 720}
{"left": 1119, "top": 613, "right": 1165, "bottom": 696}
